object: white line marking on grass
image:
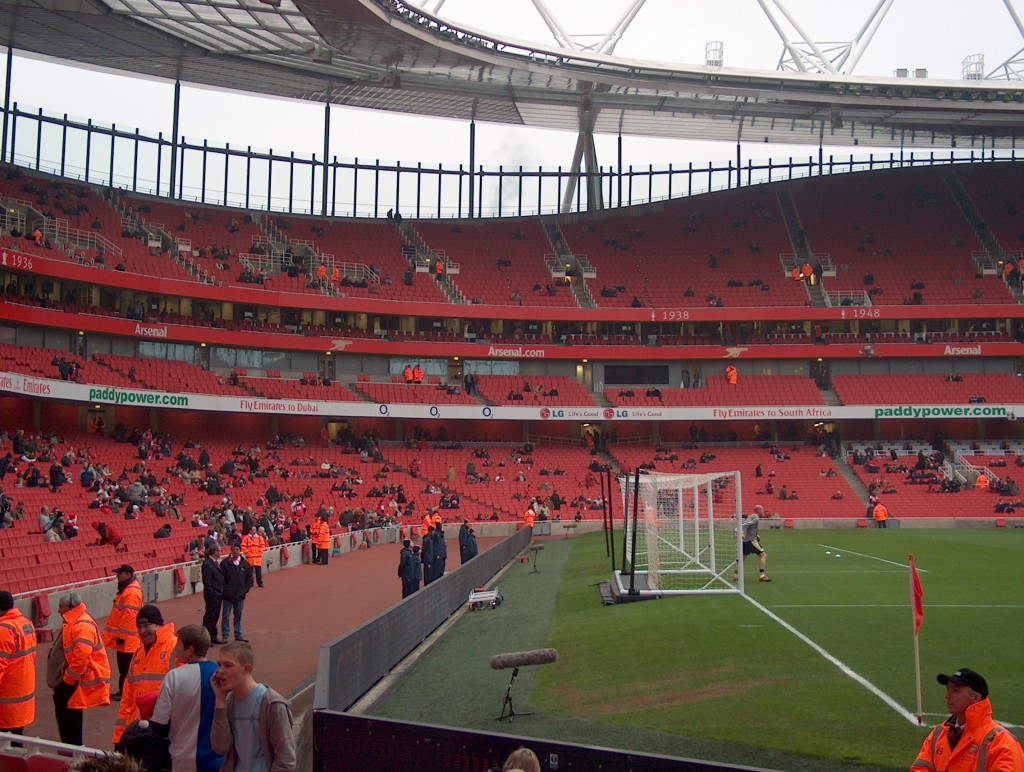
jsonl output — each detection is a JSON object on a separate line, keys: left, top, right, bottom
{"left": 742, "top": 594, "right": 920, "bottom": 725}
{"left": 818, "top": 544, "right": 928, "bottom": 571}
{"left": 772, "top": 570, "right": 905, "bottom": 575}
{"left": 774, "top": 604, "right": 1024, "bottom": 609}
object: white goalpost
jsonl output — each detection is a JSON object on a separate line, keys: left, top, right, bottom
{"left": 613, "top": 470, "right": 743, "bottom": 597}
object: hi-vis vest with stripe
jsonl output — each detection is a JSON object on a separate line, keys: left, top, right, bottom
{"left": 0, "top": 608, "right": 37, "bottom": 729}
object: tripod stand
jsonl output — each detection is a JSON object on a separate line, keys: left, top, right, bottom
{"left": 529, "top": 543, "right": 544, "bottom": 573}
{"left": 496, "top": 666, "right": 534, "bottom": 721}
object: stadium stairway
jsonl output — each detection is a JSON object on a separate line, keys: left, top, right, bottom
{"left": 836, "top": 454, "right": 872, "bottom": 506}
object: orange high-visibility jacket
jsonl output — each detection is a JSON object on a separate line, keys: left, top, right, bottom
{"left": 523, "top": 507, "right": 536, "bottom": 528}
{"left": 0, "top": 607, "right": 37, "bottom": 730}
{"left": 61, "top": 603, "right": 111, "bottom": 710}
{"left": 102, "top": 577, "right": 143, "bottom": 654}
{"left": 311, "top": 519, "right": 331, "bottom": 549}
{"left": 872, "top": 503, "right": 888, "bottom": 521}
{"left": 912, "top": 698, "right": 1024, "bottom": 772}
{"left": 241, "top": 532, "right": 267, "bottom": 565}
{"left": 112, "top": 623, "right": 178, "bottom": 743}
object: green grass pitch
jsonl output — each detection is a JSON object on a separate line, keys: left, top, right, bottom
{"left": 370, "top": 528, "right": 1024, "bottom": 771}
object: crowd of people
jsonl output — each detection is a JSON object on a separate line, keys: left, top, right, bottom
{"left": 0, "top": 588, "right": 296, "bottom": 771}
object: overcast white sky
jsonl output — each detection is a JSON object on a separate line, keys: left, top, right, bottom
{"left": 10, "top": 0, "right": 1024, "bottom": 182}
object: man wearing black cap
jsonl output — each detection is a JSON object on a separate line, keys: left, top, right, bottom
{"left": 102, "top": 564, "right": 143, "bottom": 700}
{"left": 458, "top": 518, "right": 472, "bottom": 565}
{"left": 112, "top": 604, "right": 177, "bottom": 748}
{"left": 397, "top": 539, "right": 417, "bottom": 598}
{"left": 912, "top": 667, "right": 1024, "bottom": 771}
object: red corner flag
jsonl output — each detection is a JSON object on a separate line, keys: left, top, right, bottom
{"left": 909, "top": 554, "right": 924, "bottom": 635}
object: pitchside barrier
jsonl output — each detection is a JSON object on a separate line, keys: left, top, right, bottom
{"left": 312, "top": 714, "right": 782, "bottom": 772}
{"left": 313, "top": 526, "right": 532, "bottom": 714}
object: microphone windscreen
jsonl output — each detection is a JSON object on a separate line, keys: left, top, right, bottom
{"left": 489, "top": 648, "right": 559, "bottom": 670}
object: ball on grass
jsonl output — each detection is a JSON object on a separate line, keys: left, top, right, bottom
{"left": 835, "top": 554, "right": 842, "bottom": 558}
{"left": 825, "top": 550, "right": 831, "bottom": 555}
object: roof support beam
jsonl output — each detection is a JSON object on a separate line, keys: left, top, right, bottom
{"left": 760, "top": 0, "right": 894, "bottom": 75}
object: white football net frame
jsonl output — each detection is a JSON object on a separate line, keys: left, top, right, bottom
{"left": 617, "top": 470, "right": 742, "bottom": 595}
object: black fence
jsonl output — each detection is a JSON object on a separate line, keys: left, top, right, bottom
{"left": 313, "top": 526, "right": 531, "bottom": 713}
{"left": 312, "top": 713, "right": 779, "bottom": 772}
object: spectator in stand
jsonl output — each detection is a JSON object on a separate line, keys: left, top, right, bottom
{"left": 92, "top": 520, "right": 125, "bottom": 550}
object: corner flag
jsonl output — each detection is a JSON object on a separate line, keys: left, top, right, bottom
{"left": 909, "top": 554, "right": 924, "bottom": 634}
{"left": 909, "top": 554, "right": 924, "bottom": 724}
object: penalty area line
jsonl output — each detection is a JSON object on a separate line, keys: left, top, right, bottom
{"left": 742, "top": 593, "right": 919, "bottom": 726}
{"left": 818, "top": 544, "right": 928, "bottom": 571}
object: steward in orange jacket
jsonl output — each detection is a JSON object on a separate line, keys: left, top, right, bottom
{"left": 523, "top": 504, "right": 537, "bottom": 529}
{"left": 241, "top": 529, "right": 268, "bottom": 587}
{"left": 60, "top": 598, "right": 111, "bottom": 710}
{"left": 872, "top": 502, "right": 889, "bottom": 529}
{"left": 0, "top": 593, "right": 37, "bottom": 732}
{"left": 311, "top": 516, "right": 331, "bottom": 565}
{"left": 403, "top": 364, "right": 414, "bottom": 384}
{"left": 102, "top": 566, "right": 143, "bottom": 696}
{"left": 725, "top": 364, "right": 739, "bottom": 385}
{"left": 112, "top": 604, "right": 177, "bottom": 744}
{"left": 912, "top": 668, "right": 1024, "bottom": 771}
{"left": 413, "top": 364, "right": 424, "bottom": 384}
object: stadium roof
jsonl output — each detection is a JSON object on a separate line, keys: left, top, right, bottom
{"left": 6, "top": 0, "right": 1024, "bottom": 149}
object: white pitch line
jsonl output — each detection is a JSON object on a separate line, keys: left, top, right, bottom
{"left": 742, "top": 594, "right": 920, "bottom": 725}
{"left": 773, "top": 604, "right": 1024, "bottom": 609}
{"left": 818, "top": 544, "right": 928, "bottom": 571}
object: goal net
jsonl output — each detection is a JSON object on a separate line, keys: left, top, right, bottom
{"left": 616, "top": 470, "right": 742, "bottom": 596}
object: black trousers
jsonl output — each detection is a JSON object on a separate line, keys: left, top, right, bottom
{"left": 203, "top": 593, "right": 223, "bottom": 641}
{"left": 116, "top": 650, "right": 133, "bottom": 693}
{"left": 53, "top": 681, "right": 83, "bottom": 746}
{"left": 253, "top": 565, "right": 264, "bottom": 586}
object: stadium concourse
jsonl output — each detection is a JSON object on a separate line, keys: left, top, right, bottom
{"left": 8, "top": 526, "right": 507, "bottom": 753}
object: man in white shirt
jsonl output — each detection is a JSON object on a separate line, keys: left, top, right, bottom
{"left": 149, "top": 624, "right": 224, "bottom": 772}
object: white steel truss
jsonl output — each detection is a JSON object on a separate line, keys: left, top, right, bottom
{"left": 986, "top": 0, "right": 1024, "bottom": 79}
{"left": 757, "top": 0, "right": 896, "bottom": 75}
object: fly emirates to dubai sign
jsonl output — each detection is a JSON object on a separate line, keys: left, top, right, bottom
{"left": 1, "top": 372, "right": 1020, "bottom": 422}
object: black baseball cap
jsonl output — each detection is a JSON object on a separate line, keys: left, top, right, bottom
{"left": 112, "top": 564, "right": 135, "bottom": 575}
{"left": 937, "top": 668, "right": 988, "bottom": 698}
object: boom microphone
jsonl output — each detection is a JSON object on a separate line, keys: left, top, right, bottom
{"left": 489, "top": 648, "right": 559, "bottom": 670}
